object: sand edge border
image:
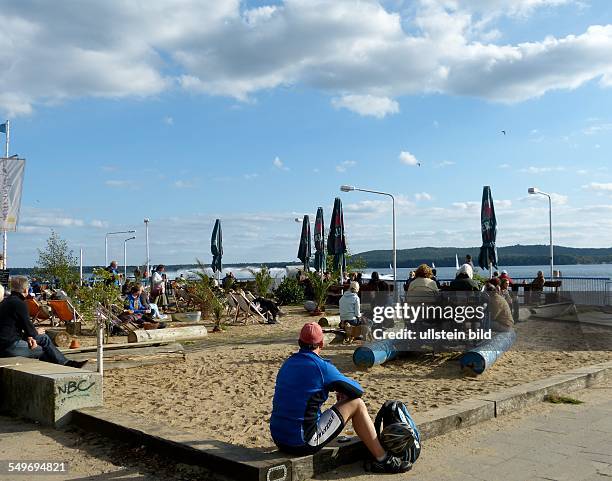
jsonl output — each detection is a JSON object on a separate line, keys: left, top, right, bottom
{"left": 71, "top": 360, "right": 612, "bottom": 481}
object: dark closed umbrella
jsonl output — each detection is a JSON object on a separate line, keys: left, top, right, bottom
{"left": 297, "top": 215, "right": 312, "bottom": 271}
{"left": 211, "top": 219, "right": 223, "bottom": 273}
{"left": 313, "top": 207, "right": 326, "bottom": 273}
{"left": 478, "top": 186, "right": 498, "bottom": 271}
{"left": 327, "top": 197, "right": 346, "bottom": 275}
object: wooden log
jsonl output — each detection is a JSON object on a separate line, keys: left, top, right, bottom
{"left": 59, "top": 340, "right": 170, "bottom": 354}
{"left": 46, "top": 329, "right": 72, "bottom": 348}
{"left": 318, "top": 315, "right": 341, "bottom": 328}
{"left": 128, "top": 326, "right": 208, "bottom": 343}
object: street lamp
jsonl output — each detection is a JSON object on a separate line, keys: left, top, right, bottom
{"left": 105, "top": 230, "right": 136, "bottom": 266}
{"left": 340, "top": 184, "right": 397, "bottom": 298}
{"left": 144, "top": 218, "right": 150, "bottom": 276}
{"left": 528, "top": 187, "right": 554, "bottom": 279}
{"left": 123, "top": 236, "right": 136, "bottom": 281}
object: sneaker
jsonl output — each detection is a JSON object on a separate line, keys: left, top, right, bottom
{"left": 366, "top": 454, "right": 412, "bottom": 474}
{"left": 65, "top": 360, "right": 88, "bottom": 369}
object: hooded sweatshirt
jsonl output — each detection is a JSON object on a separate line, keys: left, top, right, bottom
{"left": 339, "top": 291, "right": 361, "bottom": 321}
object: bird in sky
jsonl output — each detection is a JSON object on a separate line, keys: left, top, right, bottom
{"left": 501, "top": 130, "right": 506, "bottom": 135}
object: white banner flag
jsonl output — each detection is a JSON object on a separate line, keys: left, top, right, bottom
{"left": 0, "top": 157, "right": 25, "bottom": 232}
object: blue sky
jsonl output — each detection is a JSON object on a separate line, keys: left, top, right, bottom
{"left": 3, "top": 0, "right": 612, "bottom": 266}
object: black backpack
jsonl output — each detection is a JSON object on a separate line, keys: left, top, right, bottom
{"left": 374, "top": 400, "right": 421, "bottom": 464}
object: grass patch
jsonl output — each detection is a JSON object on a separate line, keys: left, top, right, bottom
{"left": 544, "top": 394, "right": 584, "bottom": 405}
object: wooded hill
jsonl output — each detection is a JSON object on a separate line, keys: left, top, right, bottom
{"left": 352, "top": 244, "right": 612, "bottom": 268}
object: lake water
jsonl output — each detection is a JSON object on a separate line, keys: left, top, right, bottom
{"left": 167, "top": 263, "right": 612, "bottom": 282}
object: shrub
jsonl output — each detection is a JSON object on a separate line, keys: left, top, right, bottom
{"left": 249, "top": 265, "right": 274, "bottom": 296}
{"left": 274, "top": 276, "right": 305, "bottom": 306}
{"left": 307, "top": 271, "right": 335, "bottom": 310}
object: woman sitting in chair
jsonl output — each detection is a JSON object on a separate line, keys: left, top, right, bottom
{"left": 406, "top": 264, "right": 439, "bottom": 304}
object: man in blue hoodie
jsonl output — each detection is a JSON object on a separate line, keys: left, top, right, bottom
{"left": 270, "top": 322, "right": 410, "bottom": 474}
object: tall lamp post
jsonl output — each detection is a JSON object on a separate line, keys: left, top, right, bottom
{"left": 528, "top": 187, "right": 554, "bottom": 279}
{"left": 144, "top": 218, "right": 150, "bottom": 276}
{"left": 340, "top": 185, "right": 397, "bottom": 299}
{"left": 123, "top": 236, "right": 136, "bottom": 281}
{"left": 105, "top": 230, "right": 136, "bottom": 266}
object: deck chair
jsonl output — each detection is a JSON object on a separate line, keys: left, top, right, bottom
{"left": 102, "top": 303, "right": 139, "bottom": 335}
{"left": 48, "top": 299, "right": 83, "bottom": 327}
{"left": 235, "top": 292, "right": 268, "bottom": 324}
{"left": 226, "top": 293, "right": 240, "bottom": 321}
{"left": 26, "top": 298, "right": 51, "bottom": 324}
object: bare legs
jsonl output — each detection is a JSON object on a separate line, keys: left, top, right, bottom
{"left": 335, "top": 398, "right": 385, "bottom": 459}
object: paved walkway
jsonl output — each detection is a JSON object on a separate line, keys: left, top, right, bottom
{"left": 316, "top": 380, "right": 612, "bottom": 481}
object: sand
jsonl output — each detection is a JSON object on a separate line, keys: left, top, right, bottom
{"left": 103, "top": 307, "right": 612, "bottom": 451}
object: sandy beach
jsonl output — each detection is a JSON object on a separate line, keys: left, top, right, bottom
{"left": 102, "top": 308, "right": 612, "bottom": 451}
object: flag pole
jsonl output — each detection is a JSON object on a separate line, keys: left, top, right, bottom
{"left": 2, "top": 120, "right": 9, "bottom": 269}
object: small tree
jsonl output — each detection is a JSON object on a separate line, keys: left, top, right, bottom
{"left": 307, "top": 271, "right": 335, "bottom": 311}
{"left": 186, "top": 259, "right": 216, "bottom": 317}
{"left": 248, "top": 265, "right": 274, "bottom": 297}
{"left": 35, "top": 230, "right": 79, "bottom": 292}
{"left": 74, "top": 268, "right": 122, "bottom": 341}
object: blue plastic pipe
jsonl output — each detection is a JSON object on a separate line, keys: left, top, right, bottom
{"left": 460, "top": 331, "right": 517, "bottom": 375}
{"left": 353, "top": 340, "right": 400, "bottom": 368}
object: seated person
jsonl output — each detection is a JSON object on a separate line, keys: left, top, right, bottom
{"left": 499, "top": 278, "right": 513, "bottom": 308}
{"left": 449, "top": 264, "right": 480, "bottom": 291}
{"left": 531, "top": 270, "right": 545, "bottom": 291}
{"left": 121, "top": 285, "right": 156, "bottom": 326}
{"left": 406, "top": 264, "right": 439, "bottom": 303}
{"left": 403, "top": 271, "right": 415, "bottom": 291}
{"left": 485, "top": 280, "right": 514, "bottom": 332}
{"left": 0, "top": 276, "right": 87, "bottom": 368}
{"left": 499, "top": 270, "right": 514, "bottom": 285}
{"left": 270, "top": 322, "right": 411, "bottom": 474}
{"left": 431, "top": 269, "right": 441, "bottom": 289}
{"left": 137, "top": 284, "right": 167, "bottom": 321}
{"left": 368, "top": 272, "right": 389, "bottom": 292}
{"left": 339, "top": 281, "right": 363, "bottom": 328}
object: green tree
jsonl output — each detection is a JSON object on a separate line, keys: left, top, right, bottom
{"left": 35, "top": 230, "right": 79, "bottom": 292}
{"left": 307, "top": 271, "right": 335, "bottom": 311}
{"left": 248, "top": 265, "right": 274, "bottom": 296}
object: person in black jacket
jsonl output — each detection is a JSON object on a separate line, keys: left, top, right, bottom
{"left": 0, "top": 276, "right": 87, "bottom": 368}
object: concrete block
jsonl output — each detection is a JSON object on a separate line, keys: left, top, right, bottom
{"left": 414, "top": 399, "right": 496, "bottom": 440}
{"left": 0, "top": 357, "right": 102, "bottom": 427}
{"left": 72, "top": 407, "right": 291, "bottom": 481}
{"left": 481, "top": 373, "right": 590, "bottom": 417}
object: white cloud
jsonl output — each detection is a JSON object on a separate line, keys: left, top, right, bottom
{"left": 499, "top": 163, "right": 510, "bottom": 169}
{"left": 243, "top": 173, "right": 259, "bottom": 180}
{"left": 399, "top": 151, "right": 420, "bottom": 166}
{"left": 173, "top": 180, "right": 194, "bottom": 188}
{"left": 105, "top": 180, "right": 131, "bottom": 188}
{"left": 520, "top": 166, "right": 566, "bottom": 174}
{"left": 336, "top": 160, "right": 356, "bottom": 173}
{"left": 583, "top": 182, "right": 612, "bottom": 191}
{"left": 583, "top": 122, "right": 612, "bottom": 135}
{"left": 164, "top": 116, "right": 174, "bottom": 125}
{"left": 576, "top": 169, "right": 588, "bottom": 175}
{"left": 273, "top": 156, "right": 289, "bottom": 171}
{"left": 331, "top": 95, "right": 399, "bottom": 118}
{"left": 435, "top": 160, "right": 455, "bottom": 168}
{"left": 0, "top": 1, "right": 608, "bottom": 116}
{"left": 414, "top": 192, "right": 433, "bottom": 201}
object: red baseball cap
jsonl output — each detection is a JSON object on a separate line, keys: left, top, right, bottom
{"left": 299, "top": 322, "right": 324, "bottom": 345}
